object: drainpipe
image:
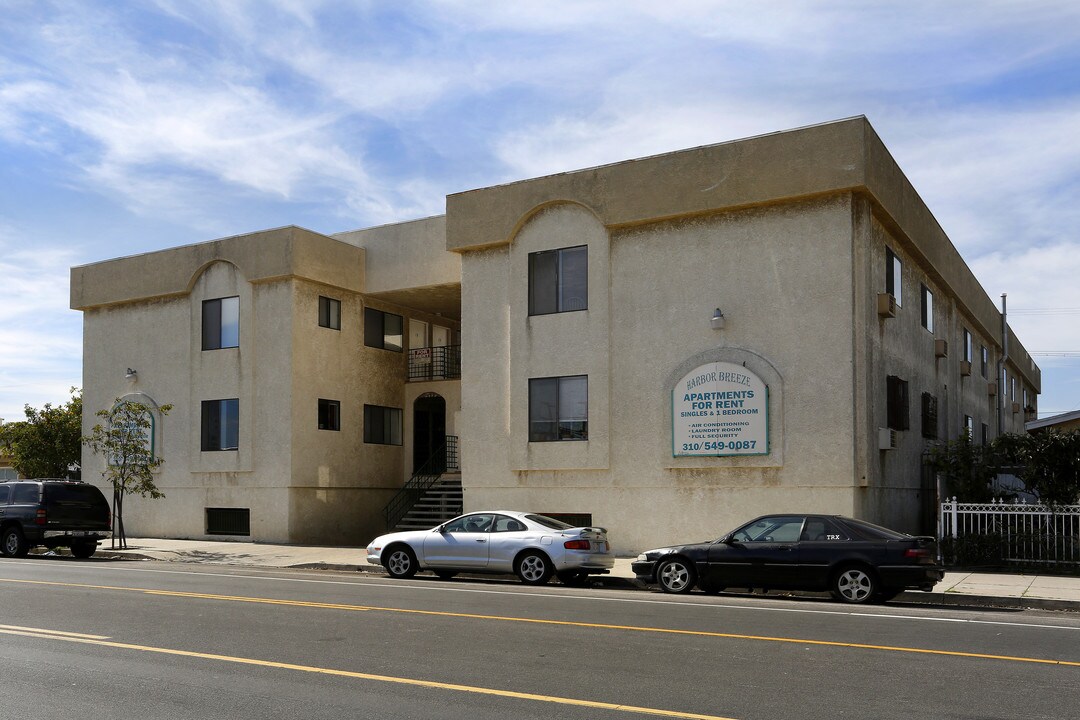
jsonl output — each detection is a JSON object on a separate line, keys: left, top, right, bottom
{"left": 999, "top": 293, "right": 1008, "bottom": 436}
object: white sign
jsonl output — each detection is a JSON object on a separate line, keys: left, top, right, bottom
{"left": 672, "top": 362, "right": 768, "bottom": 456}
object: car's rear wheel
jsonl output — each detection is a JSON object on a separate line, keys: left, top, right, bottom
{"left": 515, "top": 551, "right": 553, "bottom": 585}
{"left": 434, "top": 570, "right": 457, "bottom": 580}
{"left": 831, "top": 565, "right": 877, "bottom": 604}
{"left": 70, "top": 541, "right": 96, "bottom": 559}
{"left": 656, "top": 557, "right": 696, "bottom": 594}
{"left": 384, "top": 546, "right": 419, "bottom": 579}
{"left": 2, "top": 527, "right": 28, "bottom": 558}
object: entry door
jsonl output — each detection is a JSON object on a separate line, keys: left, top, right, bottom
{"left": 409, "top": 319, "right": 428, "bottom": 350}
{"left": 432, "top": 325, "right": 450, "bottom": 378}
{"left": 413, "top": 394, "right": 446, "bottom": 473}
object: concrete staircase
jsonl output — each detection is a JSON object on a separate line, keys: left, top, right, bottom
{"left": 390, "top": 475, "right": 463, "bottom": 531}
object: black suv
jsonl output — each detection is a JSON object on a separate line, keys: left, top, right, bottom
{"left": 0, "top": 479, "right": 111, "bottom": 558}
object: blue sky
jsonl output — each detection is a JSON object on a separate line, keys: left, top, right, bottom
{"left": 1, "top": 0, "right": 1079, "bottom": 423}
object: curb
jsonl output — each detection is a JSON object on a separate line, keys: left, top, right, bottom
{"left": 61, "top": 550, "right": 1080, "bottom": 612}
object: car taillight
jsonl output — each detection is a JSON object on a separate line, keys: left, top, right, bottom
{"left": 904, "top": 548, "right": 930, "bottom": 561}
{"left": 35, "top": 509, "right": 47, "bottom": 525}
{"left": 563, "top": 539, "right": 591, "bottom": 550}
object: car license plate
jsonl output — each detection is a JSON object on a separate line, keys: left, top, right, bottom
{"left": 71, "top": 531, "right": 87, "bottom": 536}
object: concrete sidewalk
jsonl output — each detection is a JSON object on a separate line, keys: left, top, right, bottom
{"left": 74, "top": 537, "right": 1080, "bottom": 612}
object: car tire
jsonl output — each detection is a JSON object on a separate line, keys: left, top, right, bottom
{"left": 2, "top": 527, "right": 28, "bottom": 558}
{"left": 434, "top": 570, "right": 457, "bottom": 580}
{"left": 70, "top": 542, "right": 97, "bottom": 559}
{"left": 515, "top": 551, "right": 553, "bottom": 585}
{"left": 831, "top": 565, "right": 877, "bottom": 604}
{"left": 384, "top": 545, "right": 419, "bottom": 579}
{"left": 656, "top": 557, "right": 696, "bottom": 594}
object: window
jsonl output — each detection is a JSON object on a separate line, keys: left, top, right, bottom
{"left": 962, "top": 328, "right": 972, "bottom": 363}
{"left": 529, "top": 246, "right": 588, "bottom": 315}
{"left": 1011, "top": 376, "right": 1016, "bottom": 401}
{"left": 981, "top": 346, "right": 989, "bottom": 378}
{"left": 201, "top": 399, "right": 239, "bottom": 451}
{"left": 528, "top": 375, "right": 588, "bottom": 441}
{"left": 202, "top": 296, "right": 239, "bottom": 350}
{"left": 364, "top": 404, "right": 402, "bottom": 445}
{"left": 318, "top": 399, "right": 340, "bottom": 431}
{"left": 964, "top": 415, "right": 974, "bottom": 439}
{"left": 920, "top": 284, "right": 933, "bottom": 332}
{"left": 364, "top": 307, "right": 403, "bottom": 351}
{"left": 885, "top": 247, "right": 902, "bottom": 307}
{"left": 319, "top": 296, "right": 341, "bottom": 330}
{"left": 981, "top": 423, "right": 989, "bottom": 446}
{"left": 886, "top": 375, "right": 909, "bottom": 431}
{"left": 731, "top": 516, "right": 805, "bottom": 543}
{"left": 921, "top": 392, "right": 938, "bottom": 439}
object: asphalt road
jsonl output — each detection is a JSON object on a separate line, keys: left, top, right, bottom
{"left": 2, "top": 556, "right": 1080, "bottom": 720}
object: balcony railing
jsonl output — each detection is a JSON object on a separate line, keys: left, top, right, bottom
{"left": 408, "top": 345, "right": 461, "bottom": 381}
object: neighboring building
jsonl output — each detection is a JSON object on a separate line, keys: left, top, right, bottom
{"left": 0, "top": 453, "right": 19, "bottom": 481}
{"left": 72, "top": 117, "right": 1040, "bottom": 550}
{"left": 1027, "top": 410, "right": 1080, "bottom": 434}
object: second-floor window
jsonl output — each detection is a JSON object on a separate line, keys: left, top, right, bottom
{"left": 920, "top": 284, "right": 933, "bottom": 332}
{"left": 963, "top": 328, "right": 972, "bottom": 363}
{"left": 201, "top": 399, "right": 239, "bottom": 451}
{"left": 886, "top": 375, "right": 909, "bottom": 431}
{"left": 885, "top": 247, "right": 902, "bottom": 307}
{"left": 529, "top": 375, "right": 588, "bottom": 441}
{"left": 202, "top": 297, "right": 239, "bottom": 350}
{"left": 364, "top": 308, "right": 403, "bottom": 351}
{"left": 318, "top": 399, "right": 340, "bottom": 431}
{"left": 981, "top": 346, "right": 989, "bottom": 378}
{"left": 319, "top": 296, "right": 341, "bottom": 330}
{"left": 529, "top": 246, "right": 588, "bottom": 315}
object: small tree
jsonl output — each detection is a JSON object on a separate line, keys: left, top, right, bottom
{"left": 926, "top": 434, "right": 1000, "bottom": 502}
{"left": 83, "top": 399, "right": 171, "bottom": 549}
{"left": 994, "top": 430, "right": 1080, "bottom": 506}
{"left": 0, "top": 388, "right": 83, "bottom": 479}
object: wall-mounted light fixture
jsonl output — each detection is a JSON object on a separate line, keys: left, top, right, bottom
{"left": 710, "top": 308, "right": 725, "bottom": 330}
{"left": 125, "top": 368, "right": 137, "bottom": 380}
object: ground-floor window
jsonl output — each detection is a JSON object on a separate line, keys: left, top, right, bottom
{"left": 364, "top": 404, "right": 402, "bottom": 445}
{"left": 206, "top": 507, "right": 250, "bottom": 536}
{"left": 201, "top": 398, "right": 239, "bottom": 451}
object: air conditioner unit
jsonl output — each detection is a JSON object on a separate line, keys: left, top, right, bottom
{"left": 959, "top": 360, "right": 972, "bottom": 376}
{"left": 877, "top": 293, "right": 897, "bottom": 318}
{"left": 987, "top": 382, "right": 997, "bottom": 396}
{"left": 878, "top": 427, "right": 898, "bottom": 450}
{"left": 935, "top": 339, "right": 948, "bottom": 358}
{"left": 1012, "top": 401, "right": 1021, "bottom": 414}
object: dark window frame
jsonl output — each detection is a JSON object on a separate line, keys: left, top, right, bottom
{"left": 363, "top": 404, "right": 402, "bottom": 445}
{"left": 528, "top": 375, "right": 589, "bottom": 442}
{"left": 364, "top": 307, "right": 403, "bottom": 352}
{"left": 886, "top": 375, "right": 909, "bottom": 431}
{"left": 885, "top": 247, "right": 902, "bottom": 307}
{"left": 528, "top": 245, "right": 588, "bottom": 316}
{"left": 318, "top": 399, "right": 341, "bottom": 431}
{"left": 921, "top": 392, "right": 938, "bottom": 440}
{"left": 920, "top": 284, "right": 933, "bottom": 332}
{"left": 201, "top": 398, "right": 239, "bottom": 451}
{"left": 202, "top": 296, "right": 240, "bottom": 350}
{"left": 319, "top": 296, "right": 341, "bottom": 330}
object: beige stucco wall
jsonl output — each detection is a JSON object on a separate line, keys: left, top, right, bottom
{"left": 461, "top": 196, "right": 861, "bottom": 551}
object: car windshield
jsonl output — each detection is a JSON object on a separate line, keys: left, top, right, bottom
{"left": 524, "top": 514, "right": 575, "bottom": 530}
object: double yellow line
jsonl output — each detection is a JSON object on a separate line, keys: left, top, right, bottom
{"left": 3, "top": 576, "right": 1079, "bottom": 720}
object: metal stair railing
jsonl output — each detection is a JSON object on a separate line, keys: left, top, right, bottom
{"left": 382, "top": 438, "right": 458, "bottom": 531}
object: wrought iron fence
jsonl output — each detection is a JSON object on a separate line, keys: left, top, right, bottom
{"left": 408, "top": 345, "right": 461, "bottom": 381}
{"left": 382, "top": 436, "right": 459, "bottom": 530}
{"left": 940, "top": 498, "right": 1080, "bottom": 567}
